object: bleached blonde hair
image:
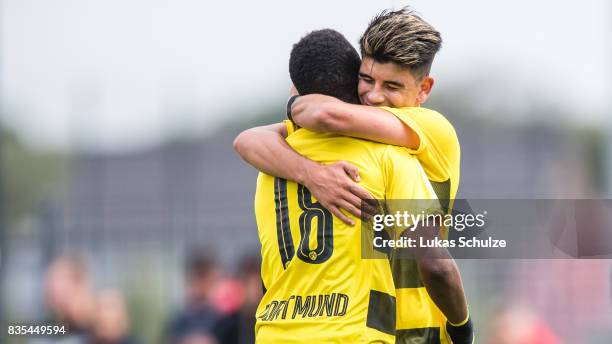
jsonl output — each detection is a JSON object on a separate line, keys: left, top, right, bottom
{"left": 360, "top": 8, "right": 442, "bottom": 80}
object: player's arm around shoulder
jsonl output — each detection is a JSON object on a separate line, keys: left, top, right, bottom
{"left": 291, "top": 94, "right": 420, "bottom": 149}
{"left": 233, "top": 122, "right": 292, "bottom": 175}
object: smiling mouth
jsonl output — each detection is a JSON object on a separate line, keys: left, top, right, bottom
{"left": 359, "top": 97, "right": 371, "bottom": 106}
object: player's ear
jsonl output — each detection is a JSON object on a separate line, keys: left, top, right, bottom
{"left": 417, "top": 76, "right": 434, "bottom": 104}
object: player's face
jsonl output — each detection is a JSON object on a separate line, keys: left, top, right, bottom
{"left": 358, "top": 56, "right": 433, "bottom": 108}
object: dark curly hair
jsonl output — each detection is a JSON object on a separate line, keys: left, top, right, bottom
{"left": 289, "top": 29, "right": 361, "bottom": 104}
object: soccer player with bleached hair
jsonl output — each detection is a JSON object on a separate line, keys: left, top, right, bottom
{"left": 236, "top": 8, "right": 473, "bottom": 344}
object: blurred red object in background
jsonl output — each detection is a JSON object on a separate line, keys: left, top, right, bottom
{"left": 211, "top": 278, "right": 245, "bottom": 315}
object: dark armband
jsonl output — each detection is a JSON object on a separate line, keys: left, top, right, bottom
{"left": 446, "top": 315, "right": 474, "bottom": 344}
{"left": 286, "top": 95, "right": 299, "bottom": 122}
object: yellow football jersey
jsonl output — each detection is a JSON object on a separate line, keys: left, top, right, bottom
{"left": 380, "top": 107, "right": 461, "bottom": 344}
{"left": 381, "top": 107, "right": 461, "bottom": 209}
{"left": 254, "top": 126, "right": 438, "bottom": 343}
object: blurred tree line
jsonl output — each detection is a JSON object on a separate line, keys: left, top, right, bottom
{"left": 0, "top": 126, "right": 67, "bottom": 229}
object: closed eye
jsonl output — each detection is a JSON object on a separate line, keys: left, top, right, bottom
{"left": 358, "top": 73, "right": 374, "bottom": 82}
{"left": 385, "top": 82, "right": 404, "bottom": 90}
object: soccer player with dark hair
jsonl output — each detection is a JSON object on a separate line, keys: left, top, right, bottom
{"left": 236, "top": 8, "right": 474, "bottom": 344}
{"left": 289, "top": 29, "right": 361, "bottom": 105}
{"left": 247, "top": 28, "right": 437, "bottom": 343}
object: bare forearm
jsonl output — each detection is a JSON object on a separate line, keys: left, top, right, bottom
{"left": 292, "top": 95, "right": 418, "bottom": 148}
{"left": 233, "top": 127, "right": 316, "bottom": 184}
{"left": 292, "top": 96, "right": 370, "bottom": 133}
{"left": 417, "top": 258, "right": 469, "bottom": 324}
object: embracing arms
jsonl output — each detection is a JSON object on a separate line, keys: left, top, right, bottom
{"left": 233, "top": 95, "right": 420, "bottom": 225}
{"left": 291, "top": 94, "right": 420, "bottom": 149}
{"left": 233, "top": 123, "right": 371, "bottom": 226}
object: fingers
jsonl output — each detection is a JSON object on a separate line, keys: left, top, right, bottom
{"left": 341, "top": 193, "right": 374, "bottom": 218}
{"left": 329, "top": 192, "right": 377, "bottom": 223}
{"left": 361, "top": 198, "right": 381, "bottom": 215}
{"left": 360, "top": 202, "right": 380, "bottom": 220}
{"left": 349, "top": 184, "right": 374, "bottom": 202}
{"left": 343, "top": 183, "right": 379, "bottom": 220}
{"left": 344, "top": 192, "right": 363, "bottom": 212}
{"left": 327, "top": 205, "right": 355, "bottom": 226}
{"left": 337, "top": 161, "right": 360, "bottom": 182}
{"left": 338, "top": 200, "right": 362, "bottom": 220}
{"left": 327, "top": 183, "right": 361, "bottom": 218}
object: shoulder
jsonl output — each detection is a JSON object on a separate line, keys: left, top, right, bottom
{"left": 384, "top": 107, "right": 457, "bottom": 136}
{"left": 388, "top": 107, "right": 460, "bottom": 157}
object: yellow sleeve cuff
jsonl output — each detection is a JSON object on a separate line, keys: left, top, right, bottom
{"left": 379, "top": 106, "right": 427, "bottom": 155}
